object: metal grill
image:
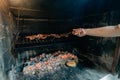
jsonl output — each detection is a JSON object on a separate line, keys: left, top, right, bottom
{"left": 14, "top": 33, "right": 80, "bottom": 52}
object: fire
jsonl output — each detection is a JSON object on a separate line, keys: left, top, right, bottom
{"left": 35, "top": 62, "right": 41, "bottom": 69}
{"left": 45, "top": 60, "right": 49, "bottom": 65}
{"left": 59, "top": 53, "right": 77, "bottom": 60}
{"left": 23, "top": 51, "right": 78, "bottom": 75}
{"left": 28, "top": 66, "right": 34, "bottom": 70}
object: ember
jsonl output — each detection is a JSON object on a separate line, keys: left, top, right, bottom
{"left": 23, "top": 51, "right": 78, "bottom": 77}
{"left": 10, "top": 50, "right": 110, "bottom": 80}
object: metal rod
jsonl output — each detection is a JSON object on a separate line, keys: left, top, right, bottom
{"left": 17, "top": 10, "right": 20, "bottom": 28}
{"left": 10, "top": 7, "right": 45, "bottom": 12}
{"left": 15, "top": 18, "right": 72, "bottom": 22}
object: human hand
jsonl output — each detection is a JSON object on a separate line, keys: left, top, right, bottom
{"left": 72, "top": 28, "right": 86, "bottom": 37}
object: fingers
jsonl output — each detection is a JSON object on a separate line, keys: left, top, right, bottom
{"left": 72, "top": 29, "right": 76, "bottom": 35}
{"left": 72, "top": 28, "right": 86, "bottom": 37}
{"left": 72, "top": 29, "right": 79, "bottom": 35}
{"left": 72, "top": 28, "right": 81, "bottom": 35}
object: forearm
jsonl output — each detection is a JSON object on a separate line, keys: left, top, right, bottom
{"left": 84, "top": 25, "right": 120, "bottom": 37}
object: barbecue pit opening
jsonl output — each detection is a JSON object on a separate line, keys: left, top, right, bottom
{"left": 0, "top": 0, "right": 120, "bottom": 80}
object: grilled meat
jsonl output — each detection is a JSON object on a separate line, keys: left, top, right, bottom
{"left": 25, "top": 33, "right": 69, "bottom": 40}
{"left": 36, "top": 34, "right": 48, "bottom": 39}
{"left": 25, "top": 35, "right": 36, "bottom": 40}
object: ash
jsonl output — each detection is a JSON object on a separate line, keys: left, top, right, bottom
{"left": 10, "top": 51, "right": 109, "bottom": 80}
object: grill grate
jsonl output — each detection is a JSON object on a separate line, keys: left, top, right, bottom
{"left": 14, "top": 33, "right": 80, "bottom": 53}
{"left": 16, "top": 37, "right": 78, "bottom": 46}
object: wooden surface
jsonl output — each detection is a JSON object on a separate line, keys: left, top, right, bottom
{"left": 112, "top": 37, "right": 120, "bottom": 74}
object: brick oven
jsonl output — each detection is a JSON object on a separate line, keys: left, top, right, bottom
{"left": 0, "top": 0, "right": 120, "bottom": 80}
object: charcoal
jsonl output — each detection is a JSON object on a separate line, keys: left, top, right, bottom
{"left": 10, "top": 50, "right": 108, "bottom": 80}
{"left": 17, "top": 51, "right": 76, "bottom": 79}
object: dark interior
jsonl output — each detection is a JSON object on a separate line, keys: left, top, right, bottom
{"left": 8, "top": 0, "right": 120, "bottom": 33}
